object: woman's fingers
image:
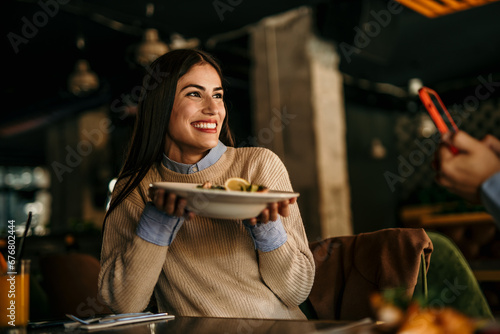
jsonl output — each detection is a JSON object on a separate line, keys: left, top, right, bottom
{"left": 164, "top": 192, "right": 177, "bottom": 215}
{"left": 259, "top": 208, "right": 270, "bottom": 223}
{"left": 175, "top": 198, "right": 188, "bottom": 217}
{"left": 277, "top": 199, "right": 294, "bottom": 218}
{"left": 245, "top": 218, "right": 257, "bottom": 226}
{"left": 154, "top": 189, "right": 166, "bottom": 208}
{"left": 251, "top": 198, "right": 297, "bottom": 225}
{"left": 267, "top": 202, "right": 278, "bottom": 222}
{"left": 149, "top": 187, "right": 189, "bottom": 217}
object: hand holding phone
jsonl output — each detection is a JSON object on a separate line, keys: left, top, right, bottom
{"left": 418, "top": 87, "right": 459, "bottom": 154}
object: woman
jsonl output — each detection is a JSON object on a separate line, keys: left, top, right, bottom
{"left": 98, "top": 49, "right": 315, "bottom": 319}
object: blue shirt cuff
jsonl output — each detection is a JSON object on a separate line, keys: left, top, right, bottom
{"left": 480, "top": 171, "right": 500, "bottom": 229}
{"left": 136, "top": 202, "right": 185, "bottom": 246}
{"left": 244, "top": 217, "right": 287, "bottom": 252}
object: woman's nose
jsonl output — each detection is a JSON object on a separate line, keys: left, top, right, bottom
{"left": 202, "top": 97, "right": 219, "bottom": 115}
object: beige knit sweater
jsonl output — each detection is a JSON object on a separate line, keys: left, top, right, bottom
{"left": 98, "top": 146, "right": 315, "bottom": 319}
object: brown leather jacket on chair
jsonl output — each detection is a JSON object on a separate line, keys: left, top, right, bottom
{"left": 308, "top": 228, "right": 433, "bottom": 320}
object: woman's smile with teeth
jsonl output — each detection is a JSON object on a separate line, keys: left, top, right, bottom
{"left": 192, "top": 122, "right": 217, "bottom": 129}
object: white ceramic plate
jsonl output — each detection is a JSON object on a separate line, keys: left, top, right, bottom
{"left": 151, "top": 182, "right": 300, "bottom": 220}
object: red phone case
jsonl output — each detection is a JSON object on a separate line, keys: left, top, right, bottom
{"left": 418, "top": 87, "right": 459, "bottom": 154}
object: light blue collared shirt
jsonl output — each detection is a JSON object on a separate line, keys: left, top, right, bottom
{"left": 481, "top": 171, "right": 500, "bottom": 230}
{"left": 136, "top": 141, "right": 287, "bottom": 251}
{"left": 161, "top": 140, "right": 228, "bottom": 174}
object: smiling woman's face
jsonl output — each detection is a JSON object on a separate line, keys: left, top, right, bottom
{"left": 164, "top": 63, "right": 226, "bottom": 164}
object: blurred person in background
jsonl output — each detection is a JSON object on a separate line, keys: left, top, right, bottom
{"left": 435, "top": 130, "right": 500, "bottom": 227}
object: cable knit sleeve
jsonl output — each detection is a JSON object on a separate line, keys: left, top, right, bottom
{"left": 98, "top": 179, "right": 169, "bottom": 313}
{"left": 249, "top": 149, "right": 316, "bottom": 307}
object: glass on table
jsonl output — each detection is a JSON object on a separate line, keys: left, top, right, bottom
{"left": 0, "top": 259, "right": 30, "bottom": 328}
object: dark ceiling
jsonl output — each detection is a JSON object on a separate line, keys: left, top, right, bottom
{"left": 3, "top": 0, "right": 326, "bottom": 116}
{"left": 3, "top": 0, "right": 500, "bottom": 164}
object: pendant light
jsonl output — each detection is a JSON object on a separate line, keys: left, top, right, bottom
{"left": 135, "top": 28, "right": 169, "bottom": 67}
{"left": 134, "top": 4, "right": 169, "bottom": 66}
{"left": 67, "top": 34, "right": 99, "bottom": 96}
{"left": 67, "top": 59, "right": 100, "bottom": 96}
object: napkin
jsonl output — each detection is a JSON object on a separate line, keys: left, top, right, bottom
{"left": 65, "top": 312, "right": 174, "bottom": 331}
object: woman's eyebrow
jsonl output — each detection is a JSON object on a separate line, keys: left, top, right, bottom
{"left": 180, "top": 84, "right": 223, "bottom": 92}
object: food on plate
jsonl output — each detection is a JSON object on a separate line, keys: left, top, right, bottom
{"left": 397, "top": 304, "right": 475, "bottom": 334}
{"left": 370, "top": 292, "right": 405, "bottom": 329}
{"left": 198, "top": 181, "right": 225, "bottom": 190}
{"left": 370, "top": 292, "right": 476, "bottom": 334}
{"left": 224, "top": 177, "right": 250, "bottom": 191}
{"left": 198, "top": 178, "right": 268, "bottom": 193}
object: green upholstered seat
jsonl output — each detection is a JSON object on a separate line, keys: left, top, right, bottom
{"left": 424, "top": 231, "right": 493, "bottom": 319}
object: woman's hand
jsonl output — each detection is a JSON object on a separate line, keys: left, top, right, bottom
{"left": 148, "top": 187, "right": 194, "bottom": 219}
{"left": 245, "top": 197, "right": 297, "bottom": 226}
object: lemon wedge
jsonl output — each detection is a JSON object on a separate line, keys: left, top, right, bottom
{"left": 224, "top": 177, "right": 250, "bottom": 191}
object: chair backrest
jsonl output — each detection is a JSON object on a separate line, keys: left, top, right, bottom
{"left": 39, "top": 253, "right": 111, "bottom": 318}
{"left": 306, "top": 228, "right": 433, "bottom": 320}
{"left": 425, "top": 231, "right": 493, "bottom": 319}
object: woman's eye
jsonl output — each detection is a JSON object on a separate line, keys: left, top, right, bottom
{"left": 187, "top": 91, "right": 201, "bottom": 97}
{"left": 213, "top": 93, "right": 223, "bottom": 99}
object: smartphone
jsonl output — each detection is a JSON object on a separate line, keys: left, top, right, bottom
{"left": 418, "top": 86, "right": 459, "bottom": 154}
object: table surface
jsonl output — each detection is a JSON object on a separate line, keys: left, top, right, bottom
{"left": 14, "top": 316, "right": 375, "bottom": 334}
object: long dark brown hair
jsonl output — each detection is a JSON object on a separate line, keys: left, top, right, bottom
{"left": 104, "top": 49, "right": 234, "bottom": 226}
